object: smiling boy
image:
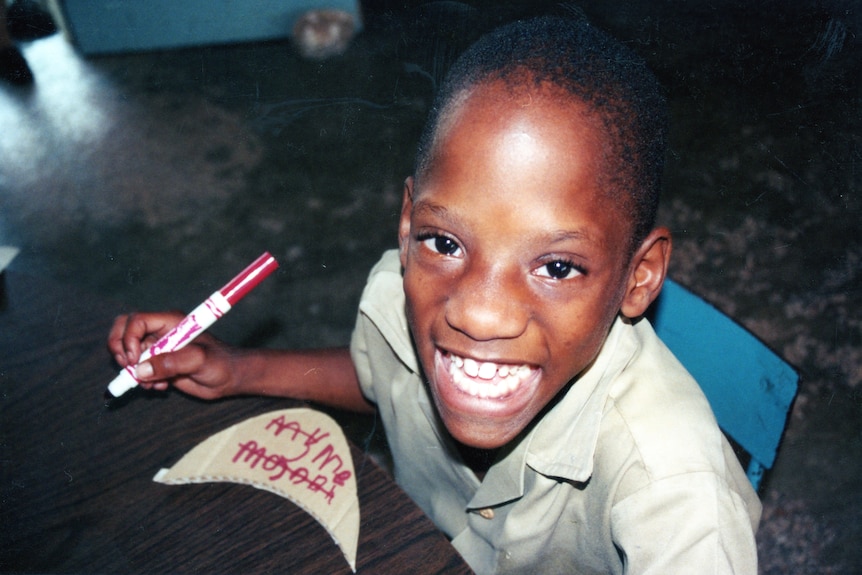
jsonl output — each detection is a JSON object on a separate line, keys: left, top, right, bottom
{"left": 110, "top": 16, "right": 760, "bottom": 574}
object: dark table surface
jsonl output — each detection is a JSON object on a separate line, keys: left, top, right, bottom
{"left": 0, "top": 271, "right": 471, "bottom": 574}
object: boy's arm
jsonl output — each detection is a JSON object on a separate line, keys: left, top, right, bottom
{"left": 107, "top": 311, "right": 374, "bottom": 413}
{"left": 229, "top": 346, "right": 373, "bottom": 412}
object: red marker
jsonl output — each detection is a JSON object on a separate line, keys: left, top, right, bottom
{"left": 105, "top": 252, "right": 279, "bottom": 399}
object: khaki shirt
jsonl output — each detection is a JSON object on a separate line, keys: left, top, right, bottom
{"left": 351, "top": 250, "right": 761, "bottom": 574}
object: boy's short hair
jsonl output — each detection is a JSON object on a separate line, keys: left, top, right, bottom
{"left": 414, "top": 16, "right": 668, "bottom": 252}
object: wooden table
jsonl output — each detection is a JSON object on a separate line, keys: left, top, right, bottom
{"left": 0, "top": 271, "right": 472, "bottom": 574}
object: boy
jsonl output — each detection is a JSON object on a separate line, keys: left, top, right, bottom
{"left": 109, "top": 16, "right": 761, "bottom": 574}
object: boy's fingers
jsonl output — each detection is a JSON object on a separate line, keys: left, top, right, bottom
{"left": 114, "top": 311, "right": 184, "bottom": 365}
{"left": 121, "top": 314, "right": 160, "bottom": 363}
{"left": 136, "top": 345, "right": 207, "bottom": 384}
{"left": 107, "top": 314, "right": 133, "bottom": 365}
{"left": 134, "top": 360, "right": 155, "bottom": 379}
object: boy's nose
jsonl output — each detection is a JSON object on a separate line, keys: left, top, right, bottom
{"left": 444, "top": 263, "right": 529, "bottom": 342}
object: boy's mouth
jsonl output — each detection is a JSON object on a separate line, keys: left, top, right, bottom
{"left": 442, "top": 351, "right": 538, "bottom": 399}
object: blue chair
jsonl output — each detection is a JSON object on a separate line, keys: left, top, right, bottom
{"left": 648, "top": 278, "right": 799, "bottom": 491}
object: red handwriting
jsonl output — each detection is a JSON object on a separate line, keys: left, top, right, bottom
{"left": 231, "top": 414, "right": 353, "bottom": 504}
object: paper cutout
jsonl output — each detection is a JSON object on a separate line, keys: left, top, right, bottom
{"left": 154, "top": 408, "right": 359, "bottom": 571}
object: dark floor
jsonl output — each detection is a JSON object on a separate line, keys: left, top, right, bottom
{"left": 2, "top": 1, "right": 860, "bottom": 573}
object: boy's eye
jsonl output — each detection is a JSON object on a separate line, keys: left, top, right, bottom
{"left": 420, "top": 234, "right": 462, "bottom": 257}
{"left": 535, "top": 260, "right": 583, "bottom": 280}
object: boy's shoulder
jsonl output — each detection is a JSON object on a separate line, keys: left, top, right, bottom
{"left": 526, "top": 318, "right": 723, "bottom": 480}
{"left": 595, "top": 320, "right": 763, "bottom": 546}
{"left": 357, "top": 249, "right": 406, "bottom": 333}
{"left": 358, "top": 249, "right": 404, "bottom": 319}
{"left": 598, "top": 319, "right": 744, "bottom": 493}
{"left": 608, "top": 318, "right": 717, "bottom": 430}
{"left": 366, "top": 248, "right": 402, "bottom": 277}
{"left": 352, "top": 249, "right": 418, "bottom": 378}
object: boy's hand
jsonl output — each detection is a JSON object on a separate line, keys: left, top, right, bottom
{"left": 107, "top": 312, "right": 237, "bottom": 400}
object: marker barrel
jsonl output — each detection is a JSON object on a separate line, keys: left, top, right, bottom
{"left": 105, "top": 252, "right": 278, "bottom": 399}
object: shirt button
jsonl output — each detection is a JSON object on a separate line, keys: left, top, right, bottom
{"left": 477, "top": 508, "right": 495, "bottom": 520}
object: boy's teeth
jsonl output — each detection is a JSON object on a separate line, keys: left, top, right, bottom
{"left": 446, "top": 352, "right": 534, "bottom": 398}
{"left": 464, "top": 358, "right": 479, "bottom": 377}
{"left": 478, "top": 362, "right": 497, "bottom": 380}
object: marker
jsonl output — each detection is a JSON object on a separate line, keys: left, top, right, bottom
{"left": 104, "top": 252, "right": 279, "bottom": 400}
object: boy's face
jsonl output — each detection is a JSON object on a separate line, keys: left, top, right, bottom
{"left": 399, "top": 81, "right": 668, "bottom": 449}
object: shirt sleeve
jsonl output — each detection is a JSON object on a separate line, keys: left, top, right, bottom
{"left": 610, "top": 471, "right": 759, "bottom": 574}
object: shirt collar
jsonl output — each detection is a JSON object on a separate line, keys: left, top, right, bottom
{"left": 524, "top": 316, "right": 632, "bottom": 482}
{"left": 469, "top": 317, "right": 635, "bottom": 509}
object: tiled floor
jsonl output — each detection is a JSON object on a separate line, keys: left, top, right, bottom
{"left": 2, "top": 2, "right": 860, "bottom": 572}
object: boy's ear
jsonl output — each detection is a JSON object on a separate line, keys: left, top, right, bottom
{"left": 620, "top": 227, "right": 672, "bottom": 319}
{"left": 398, "top": 177, "right": 415, "bottom": 268}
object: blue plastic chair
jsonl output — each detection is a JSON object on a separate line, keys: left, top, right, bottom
{"left": 649, "top": 278, "right": 799, "bottom": 491}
